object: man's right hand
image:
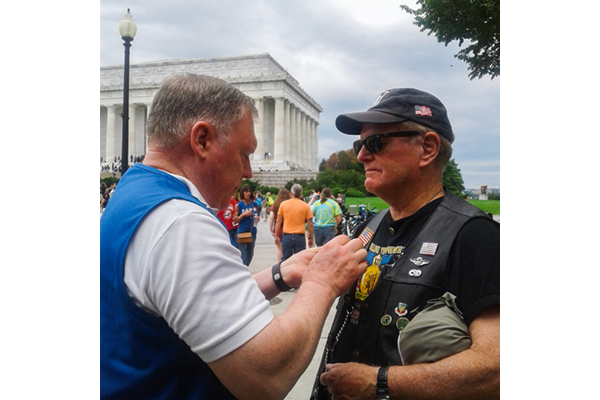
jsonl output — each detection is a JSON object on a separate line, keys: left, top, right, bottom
{"left": 302, "top": 235, "right": 368, "bottom": 298}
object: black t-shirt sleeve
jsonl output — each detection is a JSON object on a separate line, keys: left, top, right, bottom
{"left": 446, "top": 216, "right": 500, "bottom": 325}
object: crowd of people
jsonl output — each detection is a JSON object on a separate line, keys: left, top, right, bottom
{"left": 100, "top": 73, "right": 499, "bottom": 399}
{"left": 100, "top": 155, "right": 145, "bottom": 174}
{"left": 102, "top": 166, "right": 343, "bottom": 261}
{"left": 99, "top": 182, "right": 117, "bottom": 213}
{"left": 214, "top": 183, "right": 344, "bottom": 267}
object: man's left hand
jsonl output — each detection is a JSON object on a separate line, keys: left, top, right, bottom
{"left": 319, "top": 362, "right": 377, "bottom": 400}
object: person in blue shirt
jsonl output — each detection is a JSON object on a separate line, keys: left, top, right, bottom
{"left": 100, "top": 73, "right": 368, "bottom": 400}
{"left": 254, "top": 191, "right": 263, "bottom": 220}
{"left": 234, "top": 185, "right": 259, "bottom": 266}
{"left": 311, "top": 187, "right": 342, "bottom": 246}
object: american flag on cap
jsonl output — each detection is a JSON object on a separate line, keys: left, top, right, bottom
{"left": 415, "top": 105, "right": 432, "bottom": 117}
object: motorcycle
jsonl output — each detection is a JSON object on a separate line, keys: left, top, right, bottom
{"left": 336, "top": 205, "right": 379, "bottom": 238}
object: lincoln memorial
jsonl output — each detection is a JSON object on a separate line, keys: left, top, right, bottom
{"left": 100, "top": 53, "right": 321, "bottom": 185}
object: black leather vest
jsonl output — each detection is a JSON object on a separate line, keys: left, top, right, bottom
{"left": 311, "top": 190, "right": 490, "bottom": 399}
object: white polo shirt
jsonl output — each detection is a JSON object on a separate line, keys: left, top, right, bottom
{"left": 123, "top": 173, "right": 273, "bottom": 362}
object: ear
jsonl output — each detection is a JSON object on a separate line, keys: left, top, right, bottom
{"left": 419, "top": 132, "right": 440, "bottom": 168}
{"left": 189, "top": 120, "right": 215, "bottom": 160}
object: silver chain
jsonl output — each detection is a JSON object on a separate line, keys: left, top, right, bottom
{"left": 325, "top": 307, "right": 351, "bottom": 364}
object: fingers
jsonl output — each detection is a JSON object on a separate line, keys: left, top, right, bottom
{"left": 319, "top": 371, "right": 327, "bottom": 386}
{"left": 319, "top": 364, "right": 332, "bottom": 385}
{"left": 346, "top": 237, "right": 368, "bottom": 253}
{"left": 325, "top": 235, "right": 367, "bottom": 254}
{"left": 302, "top": 235, "right": 368, "bottom": 297}
{"left": 325, "top": 234, "right": 350, "bottom": 246}
{"left": 355, "top": 248, "right": 369, "bottom": 270}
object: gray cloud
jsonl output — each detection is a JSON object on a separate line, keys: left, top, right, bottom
{"left": 101, "top": 0, "right": 500, "bottom": 188}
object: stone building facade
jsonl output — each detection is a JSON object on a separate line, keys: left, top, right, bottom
{"left": 100, "top": 53, "right": 321, "bottom": 184}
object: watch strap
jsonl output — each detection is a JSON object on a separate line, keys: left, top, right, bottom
{"left": 376, "top": 366, "right": 390, "bottom": 399}
{"left": 272, "top": 262, "right": 292, "bottom": 292}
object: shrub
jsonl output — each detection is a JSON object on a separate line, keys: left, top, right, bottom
{"left": 345, "top": 188, "right": 365, "bottom": 198}
{"left": 101, "top": 176, "right": 120, "bottom": 187}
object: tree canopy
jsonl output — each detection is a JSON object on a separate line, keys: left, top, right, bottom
{"left": 442, "top": 159, "right": 466, "bottom": 197}
{"left": 400, "top": 0, "right": 500, "bottom": 80}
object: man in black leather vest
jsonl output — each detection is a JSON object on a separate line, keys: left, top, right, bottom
{"left": 313, "top": 88, "right": 500, "bottom": 399}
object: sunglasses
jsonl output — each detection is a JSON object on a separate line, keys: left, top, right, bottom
{"left": 353, "top": 131, "right": 421, "bottom": 155}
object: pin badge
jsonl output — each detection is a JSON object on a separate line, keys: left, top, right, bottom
{"left": 396, "top": 317, "right": 410, "bottom": 331}
{"left": 356, "top": 254, "right": 382, "bottom": 301}
{"left": 408, "top": 269, "right": 422, "bottom": 277}
{"left": 394, "top": 302, "right": 408, "bottom": 317}
{"left": 381, "top": 314, "right": 392, "bottom": 326}
{"left": 410, "top": 257, "right": 430, "bottom": 267}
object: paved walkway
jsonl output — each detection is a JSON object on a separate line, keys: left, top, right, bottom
{"left": 248, "top": 217, "right": 334, "bottom": 400}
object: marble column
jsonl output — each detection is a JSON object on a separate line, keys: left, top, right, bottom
{"left": 253, "top": 98, "right": 265, "bottom": 162}
{"left": 284, "top": 100, "right": 291, "bottom": 165}
{"left": 290, "top": 106, "right": 297, "bottom": 166}
{"left": 143, "top": 104, "right": 151, "bottom": 155}
{"left": 128, "top": 105, "right": 136, "bottom": 161}
{"left": 301, "top": 113, "right": 307, "bottom": 169}
{"left": 313, "top": 121, "right": 320, "bottom": 171}
{"left": 106, "top": 105, "right": 117, "bottom": 163}
{"left": 273, "top": 97, "right": 285, "bottom": 162}
{"left": 307, "top": 118, "right": 314, "bottom": 171}
{"left": 295, "top": 109, "right": 303, "bottom": 168}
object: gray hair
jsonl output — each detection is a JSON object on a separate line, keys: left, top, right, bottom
{"left": 291, "top": 183, "right": 303, "bottom": 197}
{"left": 400, "top": 120, "right": 453, "bottom": 173}
{"left": 146, "top": 74, "right": 257, "bottom": 148}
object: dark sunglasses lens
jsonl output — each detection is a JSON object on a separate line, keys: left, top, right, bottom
{"left": 364, "top": 136, "right": 380, "bottom": 153}
{"left": 353, "top": 140, "right": 363, "bottom": 154}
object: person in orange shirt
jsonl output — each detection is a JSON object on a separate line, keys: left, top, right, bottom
{"left": 275, "top": 183, "right": 314, "bottom": 261}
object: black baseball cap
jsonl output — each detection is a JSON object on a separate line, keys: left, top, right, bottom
{"left": 335, "top": 88, "right": 454, "bottom": 143}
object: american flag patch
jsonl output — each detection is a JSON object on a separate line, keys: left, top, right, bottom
{"left": 415, "top": 105, "right": 432, "bottom": 117}
{"left": 419, "top": 242, "right": 438, "bottom": 256}
{"left": 358, "top": 228, "right": 374, "bottom": 246}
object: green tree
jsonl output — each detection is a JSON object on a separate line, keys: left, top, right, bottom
{"left": 400, "top": 0, "right": 500, "bottom": 80}
{"left": 323, "top": 149, "right": 364, "bottom": 174}
{"left": 337, "top": 150, "right": 352, "bottom": 171}
{"left": 319, "top": 158, "right": 327, "bottom": 171}
{"left": 442, "top": 159, "right": 466, "bottom": 197}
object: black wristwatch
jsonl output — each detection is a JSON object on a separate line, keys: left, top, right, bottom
{"left": 272, "top": 262, "right": 292, "bottom": 292}
{"left": 376, "top": 366, "right": 391, "bottom": 399}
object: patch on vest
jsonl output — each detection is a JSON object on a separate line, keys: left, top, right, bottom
{"left": 419, "top": 242, "right": 438, "bottom": 256}
{"left": 358, "top": 227, "right": 374, "bottom": 246}
{"left": 395, "top": 302, "right": 408, "bottom": 317}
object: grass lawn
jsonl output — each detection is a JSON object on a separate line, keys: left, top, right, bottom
{"left": 346, "top": 197, "right": 500, "bottom": 216}
{"left": 345, "top": 197, "right": 389, "bottom": 211}
{"left": 468, "top": 199, "right": 500, "bottom": 215}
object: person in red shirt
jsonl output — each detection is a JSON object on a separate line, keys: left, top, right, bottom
{"left": 217, "top": 195, "right": 238, "bottom": 245}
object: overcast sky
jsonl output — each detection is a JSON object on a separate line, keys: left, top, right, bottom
{"left": 100, "top": 0, "right": 500, "bottom": 189}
